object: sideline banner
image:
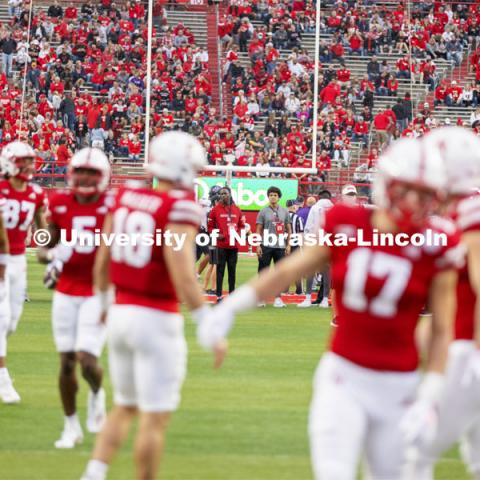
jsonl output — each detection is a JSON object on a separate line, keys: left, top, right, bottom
{"left": 194, "top": 177, "right": 299, "bottom": 211}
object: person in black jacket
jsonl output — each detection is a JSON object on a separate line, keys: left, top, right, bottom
{"left": 0, "top": 32, "right": 17, "bottom": 77}
{"left": 47, "top": 0, "right": 63, "bottom": 18}
{"left": 392, "top": 98, "right": 407, "bottom": 132}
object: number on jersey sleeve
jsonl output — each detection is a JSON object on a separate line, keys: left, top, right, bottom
{"left": 343, "top": 248, "right": 413, "bottom": 317}
{"left": 111, "top": 207, "right": 155, "bottom": 268}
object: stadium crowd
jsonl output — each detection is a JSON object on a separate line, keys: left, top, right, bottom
{"left": 0, "top": 0, "right": 479, "bottom": 188}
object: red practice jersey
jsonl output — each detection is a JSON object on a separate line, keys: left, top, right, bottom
{"left": 49, "top": 190, "right": 113, "bottom": 297}
{"left": 454, "top": 195, "right": 480, "bottom": 340}
{"left": 109, "top": 186, "right": 203, "bottom": 312}
{"left": 325, "top": 205, "right": 462, "bottom": 372}
{"left": 0, "top": 180, "right": 47, "bottom": 255}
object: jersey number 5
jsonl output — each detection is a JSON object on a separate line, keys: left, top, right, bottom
{"left": 343, "top": 248, "right": 412, "bottom": 317}
{"left": 111, "top": 207, "right": 155, "bottom": 268}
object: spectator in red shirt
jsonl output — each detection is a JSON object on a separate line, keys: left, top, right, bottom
{"left": 373, "top": 108, "right": 391, "bottom": 148}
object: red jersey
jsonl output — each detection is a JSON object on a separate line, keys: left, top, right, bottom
{"left": 109, "top": 186, "right": 203, "bottom": 312}
{"left": 0, "top": 180, "right": 47, "bottom": 255}
{"left": 325, "top": 205, "right": 461, "bottom": 371}
{"left": 454, "top": 195, "right": 480, "bottom": 340}
{"left": 49, "top": 190, "right": 112, "bottom": 297}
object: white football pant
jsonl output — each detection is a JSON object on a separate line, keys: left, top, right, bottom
{"left": 0, "top": 254, "right": 27, "bottom": 357}
{"left": 309, "top": 352, "right": 420, "bottom": 480}
{"left": 407, "top": 340, "right": 480, "bottom": 479}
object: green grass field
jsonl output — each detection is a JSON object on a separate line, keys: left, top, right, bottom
{"left": 0, "top": 254, "right": 469, "bottom": 479}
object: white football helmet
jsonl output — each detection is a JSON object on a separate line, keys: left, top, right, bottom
{"left": 68, "top": 148, "right": 110, "bottom": 196}
{"left": 1, "top": 141, "right": 36, "bottom": 181}
{"left": 422, "top": 126, "right": 480, "bottom": 195}
{"left": 373, "top": 138, "right": 447, "bottom": 228}
{"left": 146, "top": 131, "right": 207, "bottom": 189}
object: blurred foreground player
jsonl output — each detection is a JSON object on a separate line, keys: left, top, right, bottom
{"left": 38, "top": 148, "right": 111, "bottom": 448}
{"left": 81, "top": 132, "right": 227, "bottom": 480}
{"left": 200, "top": 138, "right": 463, "bottom": 480}
{"left": 407, "top": 127, "right": 480, "bottom": 479}
{"left": 0, "top": 141, "right": 47, "bottom": 404}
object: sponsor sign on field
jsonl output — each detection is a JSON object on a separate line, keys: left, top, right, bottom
{"left": 194, "top": 177, "right": 299, "bottom": 211}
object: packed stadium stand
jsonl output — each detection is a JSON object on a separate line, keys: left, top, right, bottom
{"left": 1, "top": 0, "right": 479, "bottom": 195}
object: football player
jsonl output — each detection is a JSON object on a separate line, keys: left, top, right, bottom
{"left": 199, "top": 138, "right": 462, "bottom": 480}
{"left": 38, "top": 148, "right": 111, "bottom": 448}
{"left": 81, "top": 132, "right": 226, "bottom": 480}
{"left": 407, "top": 127, "right": 480, "bottom": 479}
{"left": 0, "top": 141, "right": 48, "bottom": 404}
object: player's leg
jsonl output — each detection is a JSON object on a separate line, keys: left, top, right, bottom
{"left": 406, "top": 342, "right": 480, "bottom": 479}
{"left": 81, "top": 305, "right": 137, "bottom": 480}
{"left": 363, "top": 370, "right": 419, "bottom": 480}
{"left": 133, "top": 307, "right": 187, "bottom": 479}
{"left": 76, "top": 295, "right": 107, "bottom": 433}
{"left": 6, "top": 254, "right": 27, "bottom": 335}
{"left": 0, "top": 280, "right": 18, "bottom": 403}
{"left": 309, "top": 353, "right": 368, "bottom": 480}
{"left": 52, "top": 292, "right": 83, "bottom": 448}
{"left": 134, "top": 412, "right": 171, "bottom": 480}
{"left": 460, "top": 414, "right": 480, "bottom": 480}
{"left": 226, "top": 249, "right": 238, "bottom": 294}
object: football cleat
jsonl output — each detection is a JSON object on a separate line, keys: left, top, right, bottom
{"left": 319, "top": 298, "right": 330, "bottom": 308}
{"left": 273, "top": 297, "right": 286, "bottom": 308}
{"left": 297, "top": 298, "right": 312, "bottom": 308}
{"left": 54, "top": 424, "right": 84, "bottom": 449}
{"left": 0, "top": 377, "right": 20, "bottom": 404}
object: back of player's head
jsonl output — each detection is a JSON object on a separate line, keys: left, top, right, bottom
{"left": 147, "top": 131, "right": 207, "bottom": 189}
{"left": 422, "top": 126, "right": 480, "bottom": 196}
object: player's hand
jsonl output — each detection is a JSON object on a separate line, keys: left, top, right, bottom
{"left": 256, "top": 246, "right": 262, "bottom": 258}
{"left": 461, "top": 349, "right": 480, "bottom": 387}
{"left": 196, "top": 304, "right": 235, "bottom": 352}
{"left": 399, "top": 398, "right": 438, "bottom": 450}
{"left": 213, "top": 338, "right": 228, "bottom": 369}
{"left": 43, "top": 260, "right": 63, "bottom": 290}
{"left": 285, "top": 245, "right": 291, "bottom": 255}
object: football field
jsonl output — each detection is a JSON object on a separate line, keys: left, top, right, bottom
{"left": 0, "top": 254, "right": 469, "bottom": 480}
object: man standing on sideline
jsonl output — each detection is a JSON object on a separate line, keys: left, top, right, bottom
{"left": 287, "top": 199, "right": 304, "bottom": 295}
{"left": 256, "top": 186, "right": 291, "bottom": 308}
{"left": 298, "top": 190, "right": 333, "bottom": 308}
{"left": 207, "top": 187, "right": 245, "bottom": 303}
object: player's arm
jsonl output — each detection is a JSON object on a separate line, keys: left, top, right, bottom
{"left": 164, "top": 222, "right": 226, "bottom": 368}
{"left": 426, "top": 268, "right": 457, "bottom": 374}
{"left": 93, "top": 213, "right": 113, "bottom": 320}
{"left": 0, "top": 213, "right": 9, "bottom": 282}
{"left": 37, "top": 222, "right": 61, "bottom": 263}
{"left": 399, "top": 268, "right": 457, "bottom": 448}
{"left": 34, "top": 205, "right": 48, "bottom": 231}
{"left": 463, "top": 231, "right": 480, "bottom": 348}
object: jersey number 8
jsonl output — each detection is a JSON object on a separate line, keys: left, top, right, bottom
{"left": 111, "top": 207, "right": 155, "bottom": 268}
